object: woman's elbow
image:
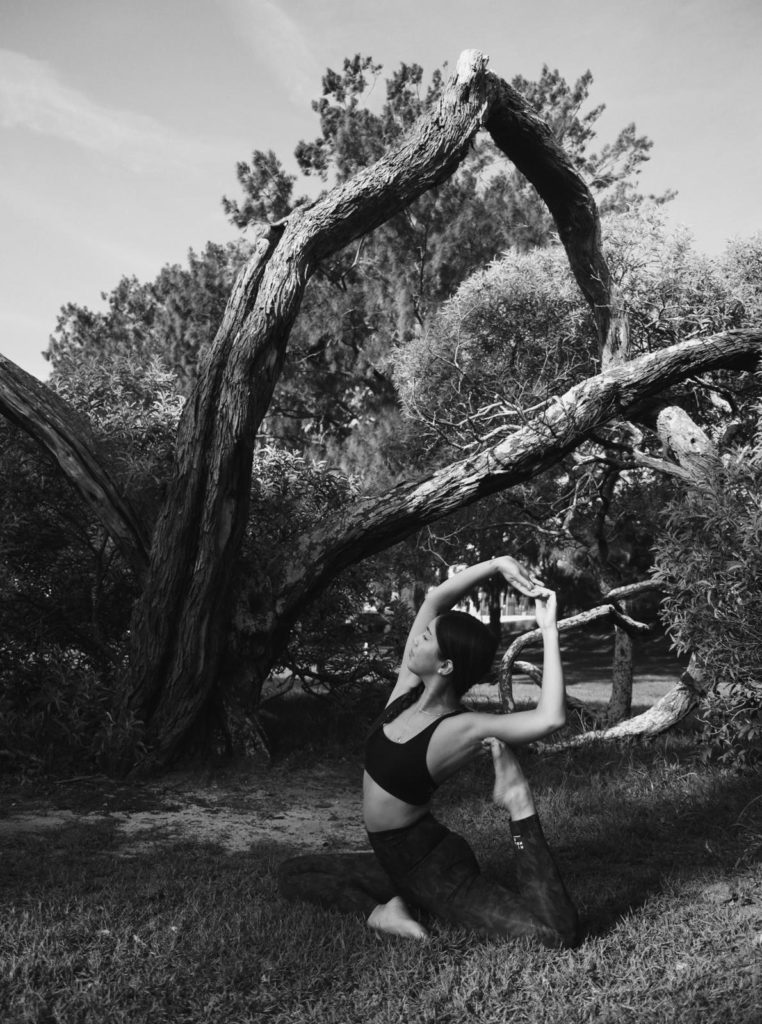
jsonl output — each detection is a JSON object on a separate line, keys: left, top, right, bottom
{"left": 540, "top": 709, "right": 566, "bottom": 735}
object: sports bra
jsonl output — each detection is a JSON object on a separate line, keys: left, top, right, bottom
{"left": 365, "top": 687, "right": 463, "bottom": 806}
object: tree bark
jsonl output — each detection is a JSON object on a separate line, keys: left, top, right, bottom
{"left": 655, "top": 406, "right": 719, "bottom": 485}
{"left": 608, "top": 626, "right": 634, "bottom": 722}
{"left": 0, "top": 353, "right": 150, "bottom": 577}
{"left": 485, "top": 79, "right": 630, "bottom": 365}
{"left": 274, "top": 331, "right": 762, "bottom": 628}
{"left": 540, "top": 680, "right": 701, "bottom": 750}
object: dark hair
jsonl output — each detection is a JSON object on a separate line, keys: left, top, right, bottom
{"left": 433, "top": 612, "right": 499, "bottom": 698}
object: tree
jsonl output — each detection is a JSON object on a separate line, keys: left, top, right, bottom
{"left": 2, "top": 50, "right": 760, "bottom": 772}
{"left": 45, "top": 58, "right": 664, "bottom": 469}
{"left": 0, "top": 359, "right": 181, "bottom": 769}
{"left": 392, "top": 208, "right": 756, "bottom": 725}
{"left": 222, "top": 57, "right": 664, "bottom": 462}
{"left": 47, "top": 241, "right": 252, "bottom": 395}
{"left": 652, "top": 414, "right": 762, "bottom": 765}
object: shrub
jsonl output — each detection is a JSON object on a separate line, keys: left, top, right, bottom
{"left": 0, "top": 358, "right": 181, "bottom": 773}
{"left": 652, "top": 428, "right": 762, "bottom": 766}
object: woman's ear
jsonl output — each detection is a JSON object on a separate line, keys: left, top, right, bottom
{"left": 438, "top": 658, "right": 454, "bottom": 678}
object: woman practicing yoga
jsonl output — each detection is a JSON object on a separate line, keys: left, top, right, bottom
{"left": 278, "top": 555, "right": 579, "bottom": 947}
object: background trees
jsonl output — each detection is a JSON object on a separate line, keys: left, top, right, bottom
{"left": 47, "top": 57, "right": 662, "bottom": 472}
{"left": 1, "top": 51, "right": 760, "bottom": 773}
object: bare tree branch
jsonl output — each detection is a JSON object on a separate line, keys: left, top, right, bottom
{"left": 0, "top": 353, "right": 150, "bottom": 576}
{"left": 279, "top": 330, "right": 762, "bottom": 622}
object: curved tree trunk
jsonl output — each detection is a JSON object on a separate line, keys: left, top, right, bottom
{"left": 497, "top": 580, "right": 658, "bottom": 715}
{"left": 2, "top": 50, "right": 761, "bottom": 772}
{"left": 121, "top": 49, "right": 624, "bottom": 768}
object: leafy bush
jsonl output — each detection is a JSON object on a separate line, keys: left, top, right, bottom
{"left": 241, "top": 447, "right": 404, "bottom": 704}
{"left": 652, "top": 428, "right": 762, "bottom": 766}
{"left": 0, "top": 358, "right": 182, "bottom": 773}
{"left": 393, "top": 245, "right": 596, "bottom": 450}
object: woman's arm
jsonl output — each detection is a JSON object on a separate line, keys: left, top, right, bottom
{"left": 458, "top": 590, "right": 566, "bottom": 747}
{"left": 386, "top": 555, "right": 543, "bottom": 705}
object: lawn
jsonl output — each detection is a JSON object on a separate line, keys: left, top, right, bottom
{"left": 1, "top": 727, "right": 760, "bottom": 1023}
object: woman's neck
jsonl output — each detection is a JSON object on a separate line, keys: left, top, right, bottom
{"left": 416, "top": 678, "right": 457, "bottom": 713}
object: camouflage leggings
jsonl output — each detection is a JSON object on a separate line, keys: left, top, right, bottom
{"left": 278, "top": 812, "right": 578, "bottom": 948}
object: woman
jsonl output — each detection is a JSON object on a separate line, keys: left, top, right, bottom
{"left": 278, "top": 555, "right": 579, "bottom": 947}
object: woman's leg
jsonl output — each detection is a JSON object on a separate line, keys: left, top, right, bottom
{"left": 368, "top": 747, "right": 578, "bottom": 948}
{"left": 389, "top": 823, "right": 577, "bottom": 948}
{"left": 488, "top": 739, "right": 579, "bottom": 945}
{"left": 278, "top": 851, "right": 393, "bottom": 917}
{"left": 277, "top": 851, "right": 428, "bottom": 939}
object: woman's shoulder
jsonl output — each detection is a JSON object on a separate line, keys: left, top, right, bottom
{"left": 436, "top": 708, "right": 499, "bottom": 742}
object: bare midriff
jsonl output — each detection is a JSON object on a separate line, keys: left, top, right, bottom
{"left": 363, "top": 771, "right": 431, "bottom": 833}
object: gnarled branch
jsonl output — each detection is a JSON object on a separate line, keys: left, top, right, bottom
{"left": 278, "top": 331, "right": 762, "bottom": 625}
{"left": 0, "top": 353, "right": 150, "bottom": 577}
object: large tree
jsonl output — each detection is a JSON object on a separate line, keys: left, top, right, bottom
{"left": 393, "top": 210, "right": 760, "bottom": 725}
{"left": 46, "top": 58, "right": 663, "bottom": 467}
{"left": 223, "top": 56, "right": 667, "bottom": 464}
{"left": 2, "top": 51, "right": 760, "bottom": 772}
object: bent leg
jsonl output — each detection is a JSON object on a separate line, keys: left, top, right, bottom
{"left": 509, "top": 813, "right": 579, "bottom": 946}
{"left": 489, "top": 739, "right": 578, "bottom": 944}
{"left": 367, "top": 748, "right": 579, "bottom": 948}
{"left": 401, "top": 826, "right": 576, "bottom": 948}
{"left": 278, "top": 851, "right": 395, "bottom": 918}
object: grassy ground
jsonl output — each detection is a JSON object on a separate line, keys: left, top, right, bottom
{"left": 1, "top": 731, "right": 760, "bottom": 1024}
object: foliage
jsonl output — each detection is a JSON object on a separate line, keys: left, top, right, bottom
{"left": 0, "top": 359, "right": 182, "bottom": 772}
{"left": 47, "top": 241, "right": 251, "bottom": 393}
{"left": 224, "top": 57, "right": 664, "bottom": 466}
{"left": 393, "top": 244, "right": 596, "bottom": 447}
{"left": 723, "top": 232, "right": 762, "bottom": 321}
{"left": 240, "top": 447, "right": 427, "bottom": 711}
{"left": 44, "top": 58, "right": 667, "bottom": 482}
{"left": 395, "top": 208, "right": 754, "bottom": 456}
{"left": 652, "top": 426, "right": 762, "bottom": 766}
{"left": 391, "top": 212, "right": 762, "bottom": 603}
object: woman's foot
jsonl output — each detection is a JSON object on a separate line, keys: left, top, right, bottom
{"left": 367, "top": 896, "right": 429, "bottom": 941}
{"left": 488, "top": 738, "right": 536, "bottom": 821}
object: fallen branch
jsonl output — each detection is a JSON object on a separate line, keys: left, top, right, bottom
{"left": 497, "top": 589, "right": 657, "bottom": 709}
{"left": 536, "top": 680, "right": 700, "bottom": 750}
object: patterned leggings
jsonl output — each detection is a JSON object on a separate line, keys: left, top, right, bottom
{"left": 278, "top": 812, "right": 578, "bottom": 948}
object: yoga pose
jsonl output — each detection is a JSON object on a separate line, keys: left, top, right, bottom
{"left": 278, "top": 555, "right": 579, "bottom": 947}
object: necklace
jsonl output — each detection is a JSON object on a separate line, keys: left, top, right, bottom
{"left": 413, "top": 702, "right": 449, "bottom": 717}
{"left": 385, "top": 702, "right": 452, "bottom": 742}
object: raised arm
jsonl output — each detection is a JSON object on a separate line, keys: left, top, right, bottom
{"left": 461, "top": 589, "right": 566, "bottom": 746}
{"left": 387, "top": 555, "right": 543, "bottom": 705}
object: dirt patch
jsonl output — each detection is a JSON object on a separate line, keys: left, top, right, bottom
{"left": 0, "top": 647, "right": 685, "bottom": 854}
{"left": 0, "top": 760, "right": 367, "bottom": 854}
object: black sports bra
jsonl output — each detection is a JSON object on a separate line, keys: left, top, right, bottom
{"left": 365, "top": 688, "right": 463, "bottom": 806}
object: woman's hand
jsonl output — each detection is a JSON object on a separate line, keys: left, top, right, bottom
{"left": 533, "top": 588, "right": 558, "bottom": 630}
{"left": 494, "top": 556, "right": 545, "bottom": 598}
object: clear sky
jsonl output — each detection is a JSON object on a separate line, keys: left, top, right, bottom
{"left": 1, "top": 0, "right": 760, "bottom": 380}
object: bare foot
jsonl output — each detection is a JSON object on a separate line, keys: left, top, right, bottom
{"left": 367, "top": 896, "right": 429, "bottom": 941}
{"left": 487, "top": 738, "right": 536, "bottom": 820}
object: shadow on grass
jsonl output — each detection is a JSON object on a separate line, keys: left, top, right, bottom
{"left": 441, "top": 739, "right": 762, "bottom": 944}
{"left": 1, "top": 740, "right": 759, "bottom": 953}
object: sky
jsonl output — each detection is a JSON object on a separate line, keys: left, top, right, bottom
{"left": 1, "top": 0, "right": 760, "bottom": 380}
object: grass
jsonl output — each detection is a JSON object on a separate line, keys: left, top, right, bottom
{"left": 1, "top": 732, "right": 761, "bottom": 1024}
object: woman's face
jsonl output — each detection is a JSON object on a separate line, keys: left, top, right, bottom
{"left": 408, "top": 618, "right": 445, "bottom": 677}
